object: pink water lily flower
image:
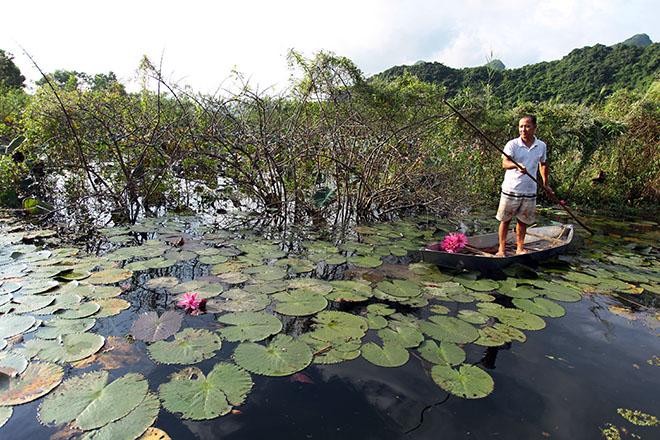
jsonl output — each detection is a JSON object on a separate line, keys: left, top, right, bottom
{"left": 440, "top": 232, "right": 468, "bottom": 253}
{"left": 177, "top": 292, "right": 206, "bottom": 313}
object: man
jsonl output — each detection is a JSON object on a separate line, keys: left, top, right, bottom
{"left": 496, "top": 115, "right": 554, "bottom": 256}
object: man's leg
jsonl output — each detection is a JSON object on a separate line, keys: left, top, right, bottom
{"left": 497, "top": 220, "right": 511, "bottom": 257}
{"left": 516, "top": 221, "right": 528, "bottom": 254}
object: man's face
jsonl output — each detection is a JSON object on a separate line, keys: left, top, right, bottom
{"left": 519, "top": 118, "right": 536, "bottom": 142}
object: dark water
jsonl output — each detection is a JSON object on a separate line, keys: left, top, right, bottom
{"left": 1, "top": 215, "right": 659, "bottom": 440}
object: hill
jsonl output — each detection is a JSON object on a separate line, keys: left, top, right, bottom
{"left": 374, "top": 36, "right": 659, "bottom": 104}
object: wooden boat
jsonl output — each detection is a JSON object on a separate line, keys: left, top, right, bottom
{"left": 420, "top": 224, "right": 575, "bottom": 271}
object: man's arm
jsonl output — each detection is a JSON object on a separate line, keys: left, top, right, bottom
{"left": 539, "top": 162, "right": 554, "bottom": 196}
{"left": 502, "top": 156, "right": 526, "bottom": 173}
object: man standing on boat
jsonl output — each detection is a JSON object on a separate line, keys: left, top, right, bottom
{"left": 496, "top": 115, "right": 554, "bottom": 256}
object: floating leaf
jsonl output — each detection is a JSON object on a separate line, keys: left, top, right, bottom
{"left": 0, "top": 315, "right": 36, "bottom": 339}
{"left": 361, "top": 342, "right": 409, "bottom": 367}
{"left": 130, "top": 311, "right": 183, "bottom": 342}
{"left": 81, "top": 392, "right": 160, "bottom": 440}
{"left": 138, "top": 427, "right": 171, "bottom": 440}
{"left": 217, "top": 312, "right": 282, "bottom": 342}
{"left": 56, "top": 302, "right": 100, "bottom": 319}
{"left": 216, "top": 272, "right": 249, "bottom": 285}
{"left": 376, "top": 279, "right": 421, "bottom": 298}
{"left": 94, "top": 298, "right": 130, "bottom": 318}
{"left": 243, "top": 281, "right": 289, "bottom": 295}
{"left": 418, "top": 340, "right": 465, "bottom": 365}
{"left": 512, "top": 297, "right": 566, "bottom": 318}
{"left": 88, "top": 269, "right": 133, "bottom": 285}
{"left": 0, "top": 351, "right": 28, "bottom": 375}
{"left": 312, "top": 311, "right": 368, "bottom": 341}
{"left": 36, "top": 318, "right": 96, "bottom": 340}
{"left": 145, "top": 277, "right": 179, "bottom": 290}
{"left": 273, "top": 290, "right": 328, "bottom": 316}
{"left": 148, "top": 328, "right": 222, "bottom": 365}
{"left": 2, "top": 295, "right": 55, "bottom": 314}
{"left": 616, "top": 408, "right": 658, "bottom": 426}
{"left": 366, "top": 303, "right": 395, "bottom": 316}
{"left": 234, "top": 334, "right": 312, "bottom": 376}
{"left": 431, "top": 364, "right": 494, "bottom": 399}
{"left": 457, "top": 309, "right": 489, "bottom": 324}
{"left": 36, "top": 333, "right": 105, "bottom": 363}
{"left": 0, "top": 362, "right": 63, "bottom": 405}
{"left": 378, "top": 324, "right": 423, "bottom": 348}
{"left": 420, "top": 315, "right": 479, "bottom": 344}
{"left": 456, "top": 278, "right": 500, "bottom": 292}
{"left": 483, "top": 307, "right": 546, "bottom": 330}
{"left": 347, "top": 255, "right": 382, "bottom": 268}
{"left": 497, "top": 280, "right": 539, "bottom": 299}
{"left": 39, "top": 371, "right": 148, "bottom": 431}
{"left": 159, "top": 363, "right": 252, "bottom": 420}
{"left": 243, "top": 265, "right": 287, "bottom": 281}
{"left": 367, "top": 314, "right": 388, "bottom": 330}
{"left": 0, "top": 406, "right": 11, "bottom": 428}
{"left": 206, "top": 289, "right": 270, "bottom": 313}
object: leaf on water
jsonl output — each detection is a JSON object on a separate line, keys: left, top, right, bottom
{"left": 244, "top": 281, "right": 289, "bottom": 295}
{"left": 0, "top": 351, "right": 28, "bottom": 375}
{"left": 55, "top": 302, "right": 100, "bottom": 320}
{"left": 457, "top": 309, "right": 489, "bottom": 324}
{"left": 159, "top": 363, "right": 252, "bottom": 420}
{"left": 35, "top": 333, "right": 104, "bottom": 363}
{"left": 616, "top": 408, "right": 659, "bottom": 426}
{"left": 455, "top": 278, "right": 500, "bottom": 292}
{"left": 420, "top": 315, "right": 479, "bottom": 344}
{"left": 367, "top": 314, "right": 388, "bottom": 330}
{"left": 80, "top": 392, "right": 160, "bottom": 440}
{"left": 0, "top": 406, "right": 11, "bottom": 428}
{"left": 376, "top": 279, "right": 421, "bottom": 298}
{"left": 273, "top": 290, "right": 328, "bottom": 316}
{"left": 217, "top": 312, "right": 282, "bottom": 342}
{"left": 234, "top": 334, "right": 313, "bottom": 376}
{"left": 482, "top": 307, "right": 547, "bottom": 331}
{"left": 347, "top": 255, "right": 383, "bottom": 268}
{"left": 35, "top": 318, "right": 96, "bottom": 340}
{"left": 206, "top": 289, "right": 270, "bottom": 313}
{"left": 0, "top": 315, "right": 36, "bottom": 339}
{"left": 512, "top": 297, "right": 566, "bottom": 318}
{"left": 94, "top": 298, "right": 130, "bottom": 318}
{"left": 0, "top": 362, "right": 64, "bottom": 405}
{"left": 216, "top": 272, "right": 249, "bottom": 285}
{"left": 431, "top": 364, "right": 494, "bottom": 399}
{"left": 39, "top": 371, "right": 148, "bottom": 431}
{"left": 366, "top": 303, "right": 395, "bottom": 316}
{"left": 312, "top": 311, "right": 368, "bottom": 341}
{"left": 87, "top": 269, "right": 133, "bottom": 285}
{"left": 497, "top": 279, "right": 539, "bottom": 299}
{"left": 144, "top": 277, "right": 179, "bottom": 290}
{"left": 243, "top": 265, "right": 288, "bottom": 281}
{"left": 130, "top": 311, "right": 184, "bottom": 342}
{"left": 418, "top": 340, "right": 465, "bottom": 366}
{"left": 361, "top": 341, "right": 409, "bottom": 367}
{"left": 148, "top": 328, "right": 222, "bottom": 365}
{"left": 138, "top": 427, "right": 172, "bottom": 440}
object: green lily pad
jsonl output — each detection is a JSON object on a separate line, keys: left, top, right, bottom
{"left": 0, "top": 351, "right": 28, "bottom": 375}
{"left": 561, "top": 271, "right": 600, "bottom": 285}
{"left": 145, "top": 277, "right": 180, "bottom": 290}
{"left": 273, "top": 290, "right": 328, "bottom": 316}
{"left": 367, "top": 314, "right": 388, "bottom": 330}
{"left": 2, "top": 295, "right": 55, "bottom": 314}
{"left": 217, "top": 272, "right": 249, "bottom": 285}
{"left": 347, "top": 255, "right": 382, "bottom": 268}
{"left": 430, "top": 305, "right": 450, "bottom": 314}
{"left": 376, "top": 279, "right": 421, "bottom": 298}
{"left": 378, "top": 324, "right": 423, "bottom": 348}
{"left": 492, "top": 323, "right": 527, "bottom": 343}
{"left": 35, "top": 318, "right": 96, "bottom": 339}
{"left": 80, "top": 285, "right": 123, "bottom": 299}
{"left": 616, "top": 408, "right": 658, "bottom": 426}
{"left": 418, "top": 340, "right": 465, "bottom": 366}
{"left": 497, "top": 279, "right": 539, "bottom": 299}
{"left": 169, "top": 280, "right": 209, "bottom": 294}
{"left": 148, "top": 328, "right": 222, "bottom": 365}
{"left": 80, "top": 392, "right": 160, "bottom": 440}
{"left": 474, "top": 327, "right": 509, "bottom": 347}
{"left": 206, "top": 289, "right": 270, "bottom": 313}
{"left": 36, "top": 333, "right": 105, "bottom": 363}
{"left": 0, "top": 407, "right": 11, "bottom": 428}
{"left": 0, "top": 315, "right": 36, "bottom": 339}
{"left": 457, "top": 309, "right": 489, "bottom": 324}
{"left": 39, "top": 371, "right": 148, "bottom": 430}
{"left": 234, "top": 334, "right": 313, "bottom": 377}
{"left": 366, "top": 303, "right": 395, "bottom": 316}
{"left": 431, "top": 364, "right": 494, "bottom": 399}
{"left": 288, "top": 279, "right": 334, "bottom": 295}
{"left": 420, "top": 315, "right": 479, "bottom": 344}
{"left": 483, "top": 307, "right": 547, "bottom": 330}
{"left": 243, "top": 281, "right": 289, "bottom": 295}
{"left": 159, "top": 363, "right": 252, "bottom": 420}
{"left": 56, "top": 301, "right": 100, "bottom": 319}
{"left": 512, "top": 297, "right": 566, "bottom": 318}
{"left": 243, "top": 265, "right": 288, "bottom": 281}
{"left": 94, "top": 298, "right": 130, "bottom": 318}
{"left": 130, "top": 311, "right": 183, "bottom": 342}
{"left": 456, "top": 278, "right": 500, "bottom": 292}
{"left": 87, "top": 269, "right": 133, "bottom": 285}
{"left": 217, "top": 312, "right": 283, "bottom": 342}
{"left": 0, "top": 362, "right": 64, "bottom": 405}
{"left": 312, "top": 311, "right": 368, "bottom": 341}
{"left": 361, "top": 342, "right": 409, "bottom": 367}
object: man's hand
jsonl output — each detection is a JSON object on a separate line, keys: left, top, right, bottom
{"left": 517, "top": 165, "right": 527, "bottom": 175}
{"left": 543, "top": 185, "right": 555, "bottom": 198}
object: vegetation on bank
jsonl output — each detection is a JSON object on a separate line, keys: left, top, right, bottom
{"left": 0, "top": 46, "right": 658, "bottom": 227}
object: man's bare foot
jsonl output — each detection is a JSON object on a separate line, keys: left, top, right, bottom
{"left": 495, "top": 250, "right": 506, "bottom": 257}
{"left": 515, "top": 248, "right": 528, "bottom": 255}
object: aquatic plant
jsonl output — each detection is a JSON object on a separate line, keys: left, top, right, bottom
{"left": 440, "top": 232, "right": 468, "bottom": 253}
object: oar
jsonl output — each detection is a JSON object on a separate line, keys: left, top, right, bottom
{"left": 444, "top": 100, "right": 594, "bottom": 235}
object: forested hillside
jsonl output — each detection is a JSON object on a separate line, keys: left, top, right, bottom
{"left": 375, "top": 37, "right": 659, "bottom": 105}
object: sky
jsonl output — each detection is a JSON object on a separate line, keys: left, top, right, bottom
{"left": 1, "top": 0, "right": 656, "bottom": 93}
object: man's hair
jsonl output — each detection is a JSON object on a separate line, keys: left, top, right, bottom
{"left": 520, "top": 114, "right": 537, "bottom": 125}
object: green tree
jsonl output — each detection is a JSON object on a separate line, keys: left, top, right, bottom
{"left": 0, "top": 50, "right": 25, "bottom": 89}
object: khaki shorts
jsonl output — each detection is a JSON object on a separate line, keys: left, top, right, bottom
{"left": 496, "top": 191, "right": 536, "bottom": 225}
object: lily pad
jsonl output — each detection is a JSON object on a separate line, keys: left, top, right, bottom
{"left": 378, "top": 324, "right": 423, "bottom": 348}
{"left": 483, "top": 307, "right": 547, "bottom": 330}
{"left": 36, "top": 333, "right": 105, "bottom": 363}
{"left": 36, "top": 318, "right": 96, "bottom": 340}
{"left": 420, "top": 315, "right": 479, "bottom": 344}
{"left": 616, "top": 408, "right": 658, "bottom": 426}
{"left": 130, "top": 311, "right": 184, "bottom": 342}
{"left": 273, "top": 290, "right": 328, "bottom": 316}
{"left": 243, "top": 265, "right": 288, "bottom": 281}
{"left": 217, "top": 312, "right": 283, "bottom": 342}
{"left": 159, "top": 363, "right": 252, "bottom": 420}
{"left": 377, "top": 279, "right": 421, "bottom": 298}
{"left": 456, "top": 278, "right": 500, "bottom": 292}
{"left": 361, "top": 341, "right": 409, "bottom": 367}
{"left": 56, "top": 301, "right": 100, "bottom": 319}
{"left": 0, "top": 351, "right": 28, "bottom": 375}
{"left": 81, "top": 392, "right": 160, "bottom": 440}
{"left": 431, "top": 364, "right": 494, "bottom": 399}
{"left": 0, "top": 362, "right": 64, "bottom": 405}
{"left": 512, "top": 297, "right": 566, "bottom": 318}
{"left": 206, "top": 289, "right": 270, "bottom": 313}
{"left": 145, "top": 277, "right": 180, "bottom": 290}
{"left": 347, "top": 255, "right": 382, "bottom": 268}
{"left": 234, "top": 334, "right": 313, "bottom": 377}
{"left": 88, "top": 269, "right": 133, "bottom": 285}
{"left": 457, "top": 309, "right": 489, "bottom": 325}
{"left": 148, "top": 328, "right": 222, "bottom": 365}
{"left": 418, "top": 340, "right": 465, "bottom": 366}
{"left": 0, "top": 315, "right": 36, "bottom": 339}
{"left": 366, "top": 303, "right": 395, "bottom": 316}
{"left": 39, "top": 371, "right": 148, "bottom": 431}
{"left": 95, "top": 298, "right": 130, "bottom": 318}
{"left": 216, "top": 272, "right": 249, "bottom": 285}
{"left": 312, "top": 311, "right": 368, "bottom": 341}
{"left": 367, "top": 314, "right": 388, "bottom": 330}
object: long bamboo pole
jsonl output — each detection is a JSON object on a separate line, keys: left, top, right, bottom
{"left": 444, "top": 100, "right": 595, "bottom": 235}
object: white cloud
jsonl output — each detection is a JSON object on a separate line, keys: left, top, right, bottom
{"left": 0, "top": 0, "right": 655, "bottom": 92}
